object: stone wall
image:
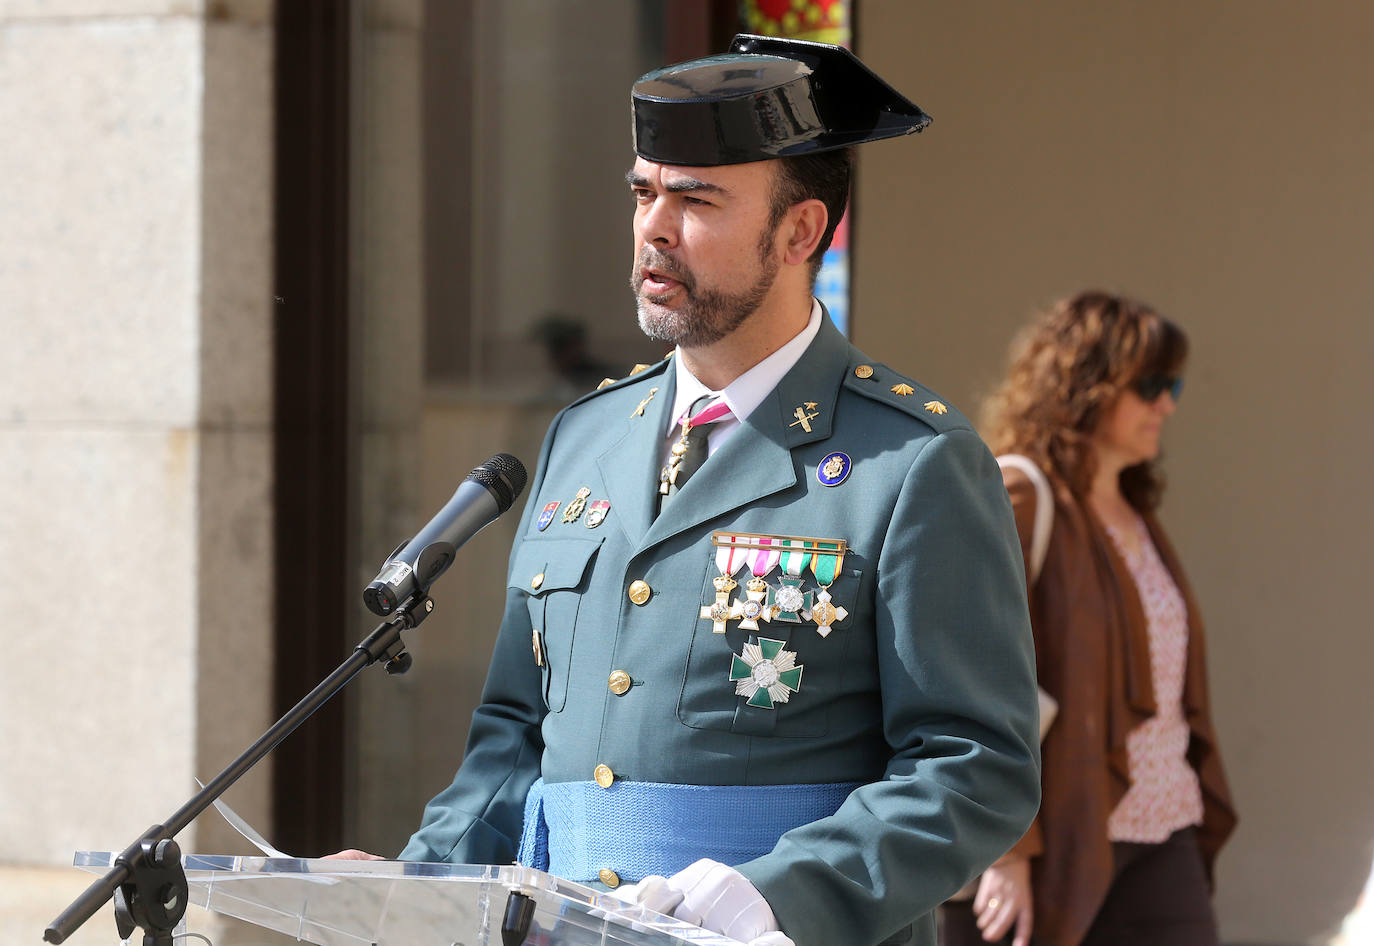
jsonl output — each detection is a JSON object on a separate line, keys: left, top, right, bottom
{"left": 0, "top": 1, "right": 277, "bottom": 940}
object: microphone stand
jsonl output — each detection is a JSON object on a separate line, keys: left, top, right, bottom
{"left": 44, "top": 594, "right": 434, "bottom": 946}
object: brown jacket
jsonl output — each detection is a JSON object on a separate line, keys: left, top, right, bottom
{"left": 1000, "top": 468, "right": 1236, "bottom": 946}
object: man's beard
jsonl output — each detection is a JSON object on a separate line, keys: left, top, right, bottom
{"left": 631, "top": 241, "right": 780, "bottom": 348}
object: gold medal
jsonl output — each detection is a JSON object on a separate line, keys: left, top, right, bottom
{"left": 733, "top": 576, "right": 775, "bottom": 631}
{"left": 809, "top": 588, "right": 849, "bottom": 637}
{"left": 562, "top": 486, "right": 591, "bottom": 523}
{"left": 698, "top": 575, "right": 740, "bottom": 634}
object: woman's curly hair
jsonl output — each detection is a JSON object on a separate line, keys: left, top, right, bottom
{"left": 981, "top": 290, "right": 1188, "bottom": 512}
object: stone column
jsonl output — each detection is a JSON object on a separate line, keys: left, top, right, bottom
{"left": 0, "top": 1, "right": 277, "bottom": 940}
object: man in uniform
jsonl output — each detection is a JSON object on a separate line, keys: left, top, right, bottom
{"left": 392, "top": 36, "right": 1040, "bottom": 946}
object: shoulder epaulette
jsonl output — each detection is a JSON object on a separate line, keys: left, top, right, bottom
{"left": 568, "top": 357, "right": 671, "bottom": 408}
{"left": 841, "top": 359, "right": 972, "bottom": 432}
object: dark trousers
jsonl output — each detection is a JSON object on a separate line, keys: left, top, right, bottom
{"left": 938, "top": 828, "right": 1219, "bottom": 946}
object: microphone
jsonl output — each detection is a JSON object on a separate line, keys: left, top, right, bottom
{"left": 363, "top": 453, "right": 528, "bottom": 616}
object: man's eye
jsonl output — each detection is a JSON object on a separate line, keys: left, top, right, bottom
{"left": 631, "top": 189, "right": 653, "bottom": 202}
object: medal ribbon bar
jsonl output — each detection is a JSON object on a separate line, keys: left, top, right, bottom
{"left": 710, "top": 531, "right": 849, "bottom": 554}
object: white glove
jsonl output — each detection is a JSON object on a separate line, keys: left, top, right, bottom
{"left": 747, "top": 932, "right": 795, "bottom": 946}
{"left": 659, "top": 858, "right": 782, "bottom": 942}
{"left": 618, "top": 874, "right": 684, "bottom": 916}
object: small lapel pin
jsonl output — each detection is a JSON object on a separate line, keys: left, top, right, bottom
{"left": 585, "top": 499, "right": 611, "bottom": 528}
{"left": 631, "top": 387, "right": 659, "bottom": 418}
{"left": 562, "top": 486, "right": 591, "bottom": 523}
{"left": 536, "top": 501, "right": 560, "bottom": 531}
{"left": 789, "top": 403, "right": 820, "bottom": 433}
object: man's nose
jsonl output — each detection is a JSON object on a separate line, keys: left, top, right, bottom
{"left": 638, "top": 199, "right": 679, "bottom": 249}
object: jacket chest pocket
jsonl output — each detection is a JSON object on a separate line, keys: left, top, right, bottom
{"left": 509, "top": 536, "right": 602, "bottom": 713}
{"left": 677, "top": 566, "right": 864, "bottom": 738}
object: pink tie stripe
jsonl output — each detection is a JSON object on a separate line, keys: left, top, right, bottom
{"left": 680, "top": 398, "right": 732, "bottom": 428}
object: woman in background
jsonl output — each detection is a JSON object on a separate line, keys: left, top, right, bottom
{"left": 940, "top": 290, "right": 1236, "bottom": 946}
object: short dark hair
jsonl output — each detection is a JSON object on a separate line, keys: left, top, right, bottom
{"left": 766, "top": 148, "right": 853, "bottom": 283}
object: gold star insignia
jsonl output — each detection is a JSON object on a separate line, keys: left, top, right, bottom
{"left": 597, "top": 378, "right": 616, "bottom": 390}
{"left": 891, "top": 383, "right": 915, "bottom": 396}
{"left": 629, "top": 363, "right": 652, "bottom": 375}
{"left": 924, "top": 400, "right": 948, "bottom": 415}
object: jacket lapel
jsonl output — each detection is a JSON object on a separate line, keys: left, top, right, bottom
{"left": 596, "top": 364, "right": 676, "bottom": 547}
{"left": 640, "top": 317, "right": 852, "bottom": 552}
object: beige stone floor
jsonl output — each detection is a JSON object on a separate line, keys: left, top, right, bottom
{"left": 1, "top": 864, "right": 295, "bottom": 946}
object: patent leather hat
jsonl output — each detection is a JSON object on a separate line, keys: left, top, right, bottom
{"left": 632, "top": 33, "right": 931, "bottom": 167}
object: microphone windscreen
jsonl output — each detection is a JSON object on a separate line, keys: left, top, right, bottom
{"left": 471, "top": 453, "right": 527, "bottom": 512}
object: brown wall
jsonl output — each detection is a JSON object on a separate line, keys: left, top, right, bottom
{"left": 855, "top": 4, "right": 1374, "bottom": 943}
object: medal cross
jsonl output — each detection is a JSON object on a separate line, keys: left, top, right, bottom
{"left": 733, "top": 577, "right": 775, "bottom": 631}
{"left": 810, "top": 588, "right": 849, "bottom": 638}
{"left": 768, "top": 575, "right": 814, "bottom": 623}
{"left": 699, "top": 592, "right": 739, "bottom": 634}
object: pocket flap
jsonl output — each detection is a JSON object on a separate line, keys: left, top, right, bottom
{"left": 508, "top": 536, "right": 603, "bottom": 596}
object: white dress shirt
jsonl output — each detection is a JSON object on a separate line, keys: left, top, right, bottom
{"left": 661, "top": 298, "right": 824, "bottom": 465}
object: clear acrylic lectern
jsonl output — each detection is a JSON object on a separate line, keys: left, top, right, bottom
{"left": 75, "top": 852, "right": 743, "bottom": 946}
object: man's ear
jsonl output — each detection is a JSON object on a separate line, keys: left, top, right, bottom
{"left": 781, "top": 199, "right": 828, "bottom": 267}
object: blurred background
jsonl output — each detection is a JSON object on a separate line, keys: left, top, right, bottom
{"left": 1, "top": 1, "right": 1370, "bottom": 944}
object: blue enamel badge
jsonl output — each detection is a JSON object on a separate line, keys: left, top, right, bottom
{"left": 536, "top": 501, "right": 560, "bottom": 531}
{"left": 816, "top": 452, "right": 852, "bottom": 487}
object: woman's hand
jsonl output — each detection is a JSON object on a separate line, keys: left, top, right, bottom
{"left": 974, "top": 856, "right": 1033, "bottom": 946}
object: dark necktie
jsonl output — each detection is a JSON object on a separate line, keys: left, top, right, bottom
{"left": 659, "top": 395, "right": 732, "bottom": 512}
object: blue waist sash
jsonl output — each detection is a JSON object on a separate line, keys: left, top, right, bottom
{"left": 517, "top": 777, "right": 862, "bottom": 885}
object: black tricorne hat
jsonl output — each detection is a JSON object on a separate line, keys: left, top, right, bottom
{"left": 631, "top": 33, "right": 932, "bottom": 167}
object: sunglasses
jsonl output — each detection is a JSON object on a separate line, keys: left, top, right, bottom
{"left": 1132, "top": 374, "right": 1184, "bottom": 403}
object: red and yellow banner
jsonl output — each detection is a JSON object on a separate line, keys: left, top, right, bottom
{"left": 742, "top": 0, "right": 851, "bottom": 47}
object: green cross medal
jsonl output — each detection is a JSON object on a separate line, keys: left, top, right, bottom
{"left": 767, "top": 575, "right": 813, "bottom": 622}
{"left": 769, "top": 539, "right": 815, "bottom": 623}
{"left": 730, "top": 637, "right": 804, "bottom": 709}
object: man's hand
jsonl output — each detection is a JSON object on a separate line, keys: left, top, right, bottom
{"left": 620, "top": 859, "right": 791, "bottom": 945}
{"left": 322, "top": 849, "right": 387, "bottom": 860}
{"left": 974, "top": 857, "right": 1033, "bottom": 946}
{"left": 614, "top": 874, "right": 683, "bottom": 915}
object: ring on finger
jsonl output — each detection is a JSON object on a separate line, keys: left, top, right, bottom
{"left": 987, "top": 898, "right": 1000, "bottom": 910}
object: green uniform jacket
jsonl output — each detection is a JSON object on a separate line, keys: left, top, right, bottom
{"left": 401, "top": 317, "right": 1041, "bottom": 946}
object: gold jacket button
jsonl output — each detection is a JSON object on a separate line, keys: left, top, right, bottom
{"left": 854, "top": 364, "right": 874, "bottom": 379}
{"left": 594, "top": 764, "right": 615, "bottom": 788}
{"left": 531, "top": 572, "right": 545, "bottom": 590}
{"left": 627, "top": 580, "right": 651, "bottom": 605}
{"left": 608, "top": 670, "right": 632, "bottom": 695}
{"left": 598, "top": 868, "right": 622, "bottom": 888}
